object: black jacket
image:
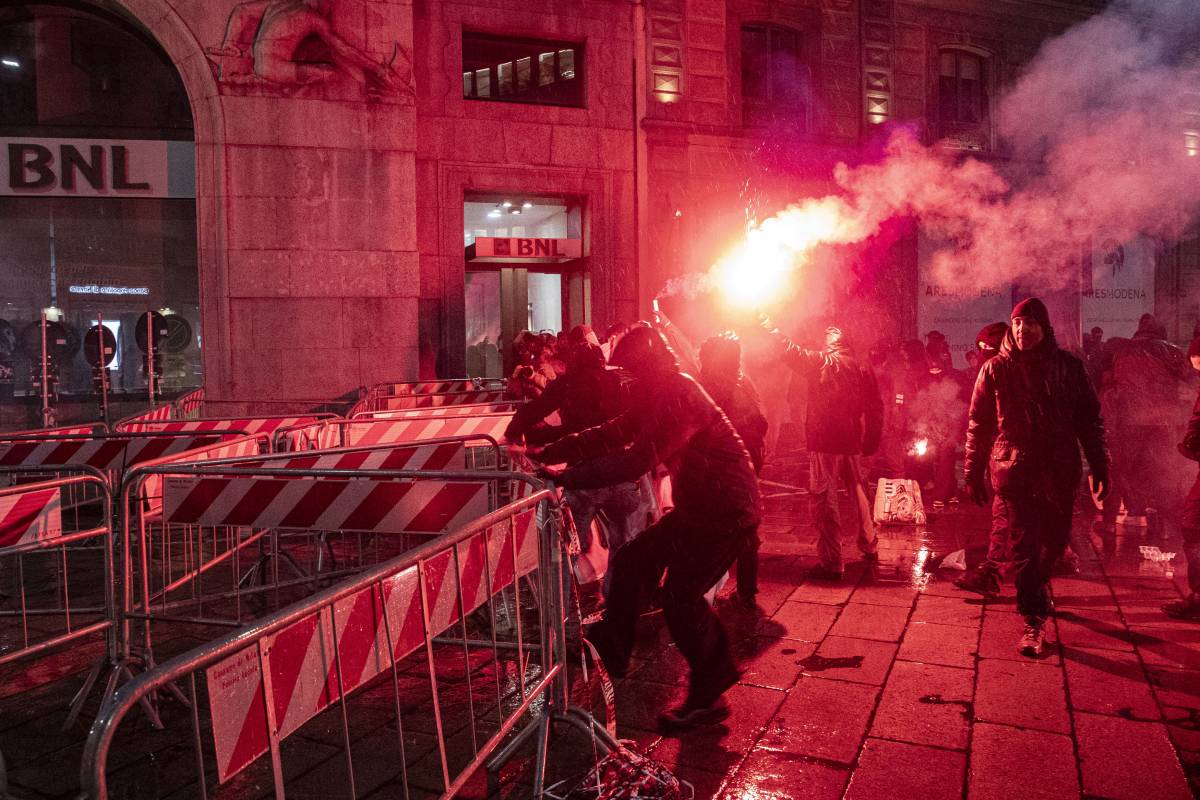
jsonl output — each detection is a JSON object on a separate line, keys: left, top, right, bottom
{"left": 504, "top": 364, "right": 631, "bottom": 449}
{"left": 1179, "top": 386, "right": 1200, "bottom": 462}
{"left": 778, "top": 338, "right": 883, "bottom": 456}
{"left": 965, "top": 328, "right": 1108, "bottom": 496}
{"left": 541, "top": 370, "right": 761, "bottom": 527}
{"left": 701, "top": 375, "right": 768, "bottom": 473}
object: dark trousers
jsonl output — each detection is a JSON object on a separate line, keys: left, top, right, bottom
{"left": 993, "top": 489, "right": 1073, "bottom": 622}
{"left": 1179, "top": 469, "right": 1200, "bottom": 595}
{"left": 735, "top": 526, "right": 760, "bottom": 599}
{"left": 593, "top": 509, "right": 747, "bottom": 694}
{"left": 1103, "top": 424, "right": 1173, "bottom": 520}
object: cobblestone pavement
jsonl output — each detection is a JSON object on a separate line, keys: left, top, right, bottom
{"left": 2, "top": 444, "right": 1199, "bottom": 799}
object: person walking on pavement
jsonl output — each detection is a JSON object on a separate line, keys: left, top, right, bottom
{"left": 699, "top": 332, "right": 768, "bottom": 611}
{"left": 532, "top": 325, "right": 761, "bottom": 730}
{"left": 1165, "top": 334, "right": 1200, "bottom": 621}
{"left": 763, "top": 319, "right": 884, "bottom": 580}
{"left": 956, "top": 322, "right": 1010, "bottom": 597}
{"left": 964, "top": 298, "right": 1110, "bottom": 657}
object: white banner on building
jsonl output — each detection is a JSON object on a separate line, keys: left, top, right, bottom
{"left": 1080, "top": 235, "right": 1155, "bottom": 339}
{"left": 916, "top": 232, "right": 1012, "bottom": 369}
{"left": 0, "top": 137, "right": 194, "bottom": 198}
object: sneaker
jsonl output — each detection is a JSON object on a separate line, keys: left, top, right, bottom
{"left": 954, "top": 569, "right": 1001, "bottom": 599}
{"left": 1162, "top": 595, "right": 1200, "bottom": 621}
{"left": 1018, "top": 623, "right": 1046, "bottom": 658}
{"left": 808, "top": 564, "right": 845, "bottom": 582}
{"left": 658, "top": 695, "right": 731, "bottom": 731}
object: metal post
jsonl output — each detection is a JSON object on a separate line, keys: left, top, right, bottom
{"left": 40, "top": 311, "right": 51, "bottom": 428}
{"left": 146, "top": 311, "right": 157, "bottom": 407}
{"left": 97, "top": 312, "right": 110, "bottom": 426}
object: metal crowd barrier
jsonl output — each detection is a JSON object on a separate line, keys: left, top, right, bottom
{"left": 350, "top": 401, "right": 521, "bottom": 421}
{"left": 0, "top": 468, "right": 115, "bottom": 729}
{"left": 336, "top": 413, "right": 515, "bottom": 449}
{"left": 114, "top": 414, "right": 337, "bottom": 451}
{"left": 118, "top": 448, "right": 517, "bottom": 679}
{"left": 80, "top": 479, "right": 614, "bottom": 799}
{"left": 351, "top": 379, "right": 507, "bottom": 416}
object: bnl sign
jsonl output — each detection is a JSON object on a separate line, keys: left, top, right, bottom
{"left": 1, "top": 138, "right": 195, "bottom": 198}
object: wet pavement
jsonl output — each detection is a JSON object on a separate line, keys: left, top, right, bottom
{"left": 2, "top": 440, "right": 1199, "bottom": 798}
{"left": 606, "top": 448, "right": 1200, "bottom": 800}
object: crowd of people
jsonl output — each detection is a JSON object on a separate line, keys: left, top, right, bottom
{"left": 499, "top": 298, "right": 1200, "bottom": 732}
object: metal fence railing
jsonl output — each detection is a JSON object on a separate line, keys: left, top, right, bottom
{"left": 80, "top": 481, "right": 615, "bottom": 799}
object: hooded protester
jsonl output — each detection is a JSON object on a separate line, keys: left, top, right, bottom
{"left": 533, "top": 326, "right": 760, "bottom": 730}
{"left": 504, "top": 325, "right": 650, "bottom": 598}
{"left": 699, "top": 332, "right": 769, "bottom": 610}
{"left": 764, "top": 320, "right": 883, "bottom": 579}
{"left": 964, "top": 298, "right": 1110, "bottom": 657}
{"left": 1098, "top": 313, "right": 1190, "bottom": 530}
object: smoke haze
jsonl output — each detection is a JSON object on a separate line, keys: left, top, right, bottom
{"left": 672, "top": 0, "right": 1200, "bottom": 300}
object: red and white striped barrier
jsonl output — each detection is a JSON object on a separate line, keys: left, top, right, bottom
{"left": 378, "top": 390, "right": 506, "bottom": 412}
{"left": 0, "top": 434, "right": 237, "bottom": 474}
{"left": 353, "top": 402, "right": 519, "bottom": 421}
{"left": 0, "top": 485, "right": 62, "bottom": 547}
{"left": 205, "top": 508, "right": 539, "bottom": 781}
{"left": 116, "top": 404, "right": 175, "bottom": 428}
{"left": 116, "top": 416, "right": 320, "bottom": 437}
{"left": 233, "top": 442, "right": 470, "bottom": 474}
{"left": 164, "top": 475, "right": 489, "bottom": 535}
{"left": 2, "top": 424, "right": 98, "bottom": 438}
{"left": 138, "top": 435, "right": 266, "bottom": 517}
{"left": 341, "top": 414, "right": 512, "bottom": 448}
{"left": 174, "top": 387, "right": 205, "bottom": 418}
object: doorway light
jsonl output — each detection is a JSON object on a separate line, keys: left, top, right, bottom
{"left": 0, "top": 58, "right": 19, "bottom": 69}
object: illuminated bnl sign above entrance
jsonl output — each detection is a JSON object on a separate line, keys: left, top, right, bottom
{"left": 467, "top": 237, "right": 583, "bottom": 263}
{"left": 0, "top": 138, "right": 195, "bottom": 198}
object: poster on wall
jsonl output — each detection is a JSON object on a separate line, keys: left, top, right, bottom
{"left": 1080, "top": 235, "right": 1155, "bottom": 340}
{"left": 916, "top": 232, "right": 1012, "bottom": 369}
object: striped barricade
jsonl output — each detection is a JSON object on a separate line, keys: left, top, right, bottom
{"left": 351, "top": 401, "right": 520, "bottom": 421}
{"left": 82, "top": 480, "right": 617, "bottom": 799}
{"left": 136, "top": 434, "right": 268, "bottom": 518}
{"left": 376, "top": 390, "right": 507, "bottom": 412}
{"left": 114, "top": 415, "right": 330, "bottom": 443}
{"left": 339, "top": 413, "right": 513, "bottom": 448}
{"left": 0, "top": 473, "right": 116, "bottom": 733}
{"left": 173, "top": 387, "right": 205, "bottom": 418}
{"left": 114, "top": 404, "right": 175, "bottom": 429}
{"left": 0, "top": 432, "right": 245, "bottom": 485}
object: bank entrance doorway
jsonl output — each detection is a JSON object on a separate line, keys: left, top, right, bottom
{"left": 463, "top": 195, "right": 587, "bottom": 379}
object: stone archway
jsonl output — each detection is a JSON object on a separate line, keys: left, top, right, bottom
{"left": 96, "top": 0, "right": 233, "bottom": 397}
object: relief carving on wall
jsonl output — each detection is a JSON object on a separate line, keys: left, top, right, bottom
{"left": 205, "top": 0, "right": 413, "bottom": 102}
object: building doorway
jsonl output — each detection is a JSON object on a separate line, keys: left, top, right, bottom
{"left": 463, "top": 194, "right": 587, "bottom": 378}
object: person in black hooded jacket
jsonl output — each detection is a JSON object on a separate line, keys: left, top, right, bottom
{"left": 964, "top": 298, "right": 1110, "bottom": 657}
{"left": 532, "top": 325, "right": 760, "bottom": 730}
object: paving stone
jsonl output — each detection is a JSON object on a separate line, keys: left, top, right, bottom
{"left": 1130, "top": 625, "right": 1200, "bottom": 669}
{"left": 1062, "top": 646, "right": 1160, "bottom": 720}
{"left": 1074, "top": 711, "right": 1193, "bottom": 800}
{"left": 897, "top": 621, "right": 978, "bottom": 669}
{"left": 1146, "top": 666, "right": 1200, "bottom": 751}
{"left": 967, "top": 722, "right": 1079, "bottom": 800}
{"left": 762, "top": 601, "right": 839, "bottom": 643}
{"left": 974, "top": 658, "right": 1070, "bottom": 734}
{"left": 978, "top": 608, "right": 1060, "bottom": 664}
{"left": 719, "top": 749, "right": 848, "bottom": 800}
{"left": 848, "top": 579, "right": 919, "bottom": 607}
{"left": 733, "top": 636, "right": 814, "bottom": 691}
{"left": 844, "top": 737, "right": 965, "bottom": 800}
{"left": 920, "top": 576, "right": 985, "bottom": 599}
{"left": 1054, "top": 608, "right": 1135, "bottom": 652}
{"left": 756, "top": 676, "right": 878, "bottom": 764}
{"left": 870, "top": 661, "right": 974, "bottom": 750}
{"left": 911, "top": 593, "right": 984, "bottom": 628}
{"left": 789, "top": 576, "right": 856, "bottom": 605}
{"left": 827, "top": 602, "right": 910, "bottom": 642}
{"left": 650, "top": 683, "right": 784, "bottom": 773}
{"left": 807, "top": 636, "right": 897, "bottom": 685}
{"left": 1051, "top": 576, "right": 1115, "bottom": 608}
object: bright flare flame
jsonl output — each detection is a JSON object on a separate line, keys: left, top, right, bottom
{"left": 712, "top": 199, "right": 864, "bottom": 309}
{"left": 910, "top": 438, "right": 929, "bottom": 457}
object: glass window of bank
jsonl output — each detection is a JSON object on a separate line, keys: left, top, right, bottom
{"left": 0, "top": 2, "right": 200, "bottom": 430}
{"left": 462, "top": 32, "right": 584, "bottom": 107}
{"left": 463, "top": 195, "right": 587, "bottom": 379}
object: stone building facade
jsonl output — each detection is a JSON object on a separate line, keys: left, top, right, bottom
{"left": 3, "top": 0, "right": 1151, "bottom": 407}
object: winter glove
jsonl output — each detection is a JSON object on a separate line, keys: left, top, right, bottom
{"left": 965, "top": 473, "right": 989, "bottom": 506}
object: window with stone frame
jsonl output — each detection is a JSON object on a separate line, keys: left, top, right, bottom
{"left": 741, "top": 23, "right": 813, "bottom": 132}
{"left": 462, "top": 32, "right": 584, "bottom": 108}
{"left": 937, "top": 48, "right": 991, "bottom": 151}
